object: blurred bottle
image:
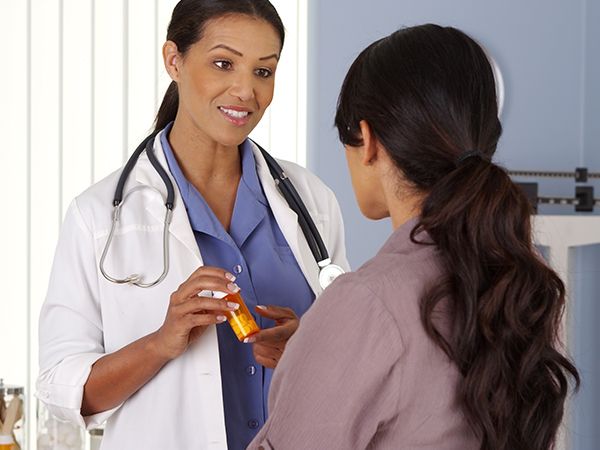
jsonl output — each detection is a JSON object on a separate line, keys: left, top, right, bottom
{"left": 37, "top": 401, "right": 84, "bottom": 450}
{"left": 0, "top": 380, "right": 24, "bottom": 450}
{"left": 0, "top": 434, "right": 15, "bottom": 450}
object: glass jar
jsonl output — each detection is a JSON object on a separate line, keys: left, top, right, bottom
{"left": 37, "top": 401, "right": 84, "bottom": 450}
{"left": 0, "top": 379, "right": 25, "bottom": 450}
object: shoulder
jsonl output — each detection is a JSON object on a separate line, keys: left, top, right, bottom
{"left": 311, "top": 270, "right": 399, "bottom": 330}
{"left": 277, "top": 158, "right": 338, "bottom": 207}
{"left": 315, "top": 242, "right": 441, "bottom": 331}
{"left": 77, "top": 168, "right": 123, "bottom": 204}
{"left": 249, "top": 140, "right": 338, "bottom": 211}
{"left": 295, "top": 271, "right": 405, "bottom": 364}
{"left": 65, "top": 168, "right": 124, "bottom": 233}
{"left": 314, "top": 266, "right": 392, "bottom": 314}
{"left": 277, "top": 158, "right": 327, "bottom": 186}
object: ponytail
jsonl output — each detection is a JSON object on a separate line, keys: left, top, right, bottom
{"left": 413, "top": 157, "right": 579, "bottom": 449}
{"left": 154, "top": 81, "right": 179, "bottom": 132}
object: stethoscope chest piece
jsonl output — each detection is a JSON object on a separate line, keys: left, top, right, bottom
{"left": 319, "top": 263, "right": 345, "bottom": 289}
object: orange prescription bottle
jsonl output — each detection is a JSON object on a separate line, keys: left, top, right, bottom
{"left": 0, "top": 434, "right": 14, "bottom": 450}
{"left": 214, "top": 291, "right": 260, "bottom": 341}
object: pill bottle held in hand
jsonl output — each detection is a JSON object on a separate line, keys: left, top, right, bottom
{"left": 213, "top": 291, "right": 260, "bottom": 341}
{"left": 0, "top": 434, "right": 14, "bottom": 450}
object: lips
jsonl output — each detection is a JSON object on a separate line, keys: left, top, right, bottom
{"left": 218, "top": 106, "right": 252, "bottom": 126}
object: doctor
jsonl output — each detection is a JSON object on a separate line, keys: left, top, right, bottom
{"left": 36, "top": 1, "right": 348, "bottom": 449}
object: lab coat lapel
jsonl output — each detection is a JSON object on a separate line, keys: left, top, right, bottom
{"left": 134, "top": 133, "right": 203, "bottom": 264}
{"left": 252, "top": 143, "right": 322, "bottom": 297}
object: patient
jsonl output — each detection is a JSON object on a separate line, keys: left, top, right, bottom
{"left": 248, "top": 24, "right": 579, "bottom": 450}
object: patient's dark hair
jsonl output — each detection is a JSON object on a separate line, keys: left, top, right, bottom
{"left": 154, "top": 0, "right": 285, "bottom": 131}
{"left": 335, "top": 24, "right": 579, "bottom": 450}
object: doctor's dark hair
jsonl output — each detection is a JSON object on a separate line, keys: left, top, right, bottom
{"left": 335, "top": 24, "right": 579, "bottom": 450}
{"left": 154, "top": 0, "right": 285, "bottom": 131}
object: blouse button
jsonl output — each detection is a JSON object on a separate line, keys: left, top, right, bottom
{"left": 233, "top": 264, "right": 243, "bottom": 274}
{"left": 248, "top": 419, "right": 260, "bottom": 429}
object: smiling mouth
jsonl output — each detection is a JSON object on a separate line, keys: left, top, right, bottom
{"left": 219, "top": 107, "right": 250, "bottom": 118}
{"left": 218, "top": 106, "right": 253, "bottom": 126}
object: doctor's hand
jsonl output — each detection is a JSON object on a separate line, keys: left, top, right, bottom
{"left": 151, "top": 267, "right": 240, "bottom": 361}
{"left": 249, "top": 305, "right": 299, "bottom": 369}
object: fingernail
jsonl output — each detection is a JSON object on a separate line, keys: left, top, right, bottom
{"left": 225, "top": 272, "right": 236, "bottom": 282}
{"left": 217, "top": 315, "right": 227, "bottom": 322}
{"left": 256, "top": 305, "right": 267, "bottom": 310}
{"left": 243, "top": 337, "right": 256, "bottom": 344}
{"left": 227, "top": 302, "right": 240, "bottom": 310}
{"left": 227, "top": 283, "right": 240, "bottom": 293}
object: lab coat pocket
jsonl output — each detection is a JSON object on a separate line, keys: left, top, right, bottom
{"left": 95, "top": 226, "right": 173, "bottom": 351}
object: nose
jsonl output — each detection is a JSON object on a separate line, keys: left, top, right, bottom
{"left": 228, "top": 72, "right": 256, "bottom": 102}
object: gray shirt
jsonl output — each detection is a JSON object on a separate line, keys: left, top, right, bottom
{"left": 248, "top": 218, "right": 480, "bottom": 449}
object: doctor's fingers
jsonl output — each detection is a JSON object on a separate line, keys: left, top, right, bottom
{"left": 185, "top": 312, "right": 228, "bottom": 329}
{"left": 173, "top": 296, "right": 238, "bottom": 316}
{"left": 185, "top": 266, "right": 237, "bottom": 284}
{"left": 172, "top": 277, "right": 240, "bottom": 303}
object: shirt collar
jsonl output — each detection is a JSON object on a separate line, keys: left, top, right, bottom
{"left": 239, "top": 139, "right": 268, "bottom": 207}
{"left": 160, "top": 122, "right": 190, "bottom": 201}
{"left": 160, "top": 122, "right": 269, "bottom": 239}
{"left": 161, "top": 123, "right": 267, "bottom": 203}
{"left": 377, "top": 216, "right": 434, "bottom": 256}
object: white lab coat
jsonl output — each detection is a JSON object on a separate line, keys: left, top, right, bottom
{"left": 36, "top": 133, "right": 349, "bottom": 450}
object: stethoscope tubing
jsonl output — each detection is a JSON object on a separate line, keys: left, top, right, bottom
{"left": 252, "top": 140, "right": 330, "bottom": 265}
{"left": 99, "top": 201, "right": 173, "bottom": 288}
{"left": 102, "top": 132, "right": 174, "bottom": 287}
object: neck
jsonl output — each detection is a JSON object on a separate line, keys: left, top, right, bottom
{"left": 166, "top": 116, "right": 243, "bottom": 231}
{"left": 389, "top": 205, "right": 421, "bottom": 230}
{"left": 383, "top": 184, "right": 423, "bottom": 230}
{"left": 168, "top": 116, "right": 242, "bottom": 187}
{"left": 374, "top": 152, "right": 424, "bottom": 230}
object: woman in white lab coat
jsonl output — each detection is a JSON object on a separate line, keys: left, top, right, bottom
{"left": 36, "top": 1, "right": 348, "bottom": 449}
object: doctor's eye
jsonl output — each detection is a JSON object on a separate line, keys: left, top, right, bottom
{"left": 255, "top": 67, "right": 273, "bottom": 79}
{"left": 214, "top": 60, "right": 232, "bottom": 70}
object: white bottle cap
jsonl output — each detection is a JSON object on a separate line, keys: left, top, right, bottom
{"left": 0, "top": 434, "right": 14, "bottom": 444}
{"left": 197, "top": 290, "right": 228, "bottom": 299}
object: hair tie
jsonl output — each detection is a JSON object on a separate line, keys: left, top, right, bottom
{"left": 455, "top": 150, "right": 485, "bottom": 166}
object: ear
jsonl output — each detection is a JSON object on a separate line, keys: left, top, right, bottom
{"left": 163, "top": 41, "right": 181, "bottom": 82}
{"left": 358, "top": 120, "right": 380, "bottom": 166}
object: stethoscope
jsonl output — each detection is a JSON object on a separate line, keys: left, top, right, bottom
{"left": 99, "top": 131, "right": 345, "bottom": 290}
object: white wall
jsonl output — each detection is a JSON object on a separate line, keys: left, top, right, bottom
{"left": 0, "top": 1, "right": 306, "bottom": 448}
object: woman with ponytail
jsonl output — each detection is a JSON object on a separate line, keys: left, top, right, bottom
{"left": 249, "top": 24, "right": 578, "bottom": 450}
{"left": 36, "top": 1, "right": 349, "bottom": 449}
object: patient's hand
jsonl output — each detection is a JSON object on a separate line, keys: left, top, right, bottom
{"left": 248, "top": 305, "right": 299, "bottom": 368}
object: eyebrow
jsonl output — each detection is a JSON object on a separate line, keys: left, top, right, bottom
{"left": 209, "top": 44, "right": 279, "bottom": 61}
